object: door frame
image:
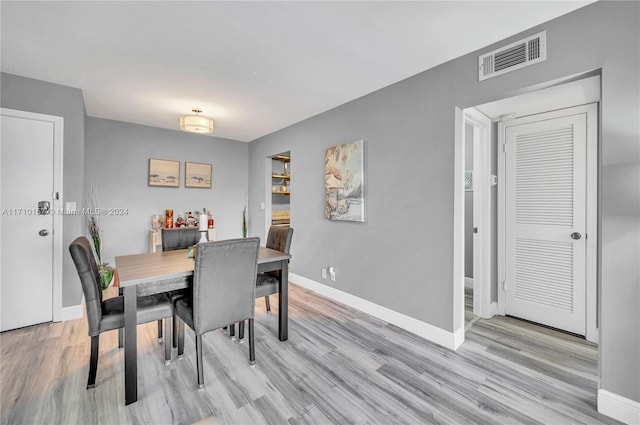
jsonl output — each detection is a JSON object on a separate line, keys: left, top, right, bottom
{"left": 0, "top": 108, "right": 64, "bottom": 323}
{"left": 464, "top": 108, "right": 494, "bottom": 319}
{"left": 264, "top": 156, "right": 273, "bottom": 237}
{"left": 497, "top": 103, "right": 598, "bottom": 342}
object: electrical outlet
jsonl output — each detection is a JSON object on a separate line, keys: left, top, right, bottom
{"left": 321, "top": 268, "right": 327, "bottom": 279}
{"left": 329, "top": 266, "right": 336, "bottom": 282}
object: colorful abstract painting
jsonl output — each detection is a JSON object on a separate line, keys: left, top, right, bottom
{"left": 325, "top": 140, "right": 365, "bottom": 222}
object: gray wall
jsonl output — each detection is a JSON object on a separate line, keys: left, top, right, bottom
{"left": 248, "top": 1, "right": 639, "bottom": 403}
{"left": 86, "top": 118, "right": 248, "bottom": 264}
{"left": 1, "top": 72, "right": 86, "bottom": 307}
{"left": 464, "top": 123, "right": 473, "bottom": 280}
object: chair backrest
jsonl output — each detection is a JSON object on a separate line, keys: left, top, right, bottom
{"left": 69, "top": 236, "right": 103, "bottom": 336}
{"left": 162, "top": 227, "right": 199, "bottom": 251}
{"left": 192, "top": 237, "right": 260, "bottom": 334}
{"left": 265, "top": 226, "right": 293, "bottom": 254}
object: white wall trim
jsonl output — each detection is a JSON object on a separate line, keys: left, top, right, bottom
{"left": 59, "top": 303, "right": 84, "bottom": 321}
{"left": 464, "top": 107, "right": 494, "bottom": 319}
{"left": 58, "top": 295, "right": 84, "bottom": 322}
{"left": 598, "top": 390, "right": 640, "bottom": 424}
{"left": 464, "top": 277, "right": 474, "bottom": 289}
{"left": 452, "top": 107, "right": 466, "bottom": 345}
{"left": 290, "top": 273, "right": 462, "bottom": 351}
{"left": 490, "top": 301, "right": 498, "bottom": 317}
{"left": 264, "top": 156, "right": 272, "bottom": 240}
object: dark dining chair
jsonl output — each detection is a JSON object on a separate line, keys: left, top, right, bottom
{"left": 176, "top": 237, "right": 260, "bottom": 389}
{"left": 69, "top": 236, "right": 173, "bottom": 389}
{"left": 260, "top": 226, "right": 293, "bottom": 313}
{"left": 236, "top": 226, "right": 293, "bottom": 340}
{"left": 160, "top": 227, "right": 200, "bottom": 346}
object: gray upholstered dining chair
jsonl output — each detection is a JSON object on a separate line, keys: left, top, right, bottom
{"left": 69, "top": 236, "right": 173, "bottom": 389}
{"left": 176, "top": 237, "right": 260, "bottom": 389}
{"left": 236, "top": 226, "right": 293, "bottom": 340}
{"left": 161, "top": 227, "right": 199, "bottom": 251}
{"left": 260, "top": 226, "right": 294, "bottom": 313}
{"left": 159, "top": 227, "right": 200, "bottom": 347}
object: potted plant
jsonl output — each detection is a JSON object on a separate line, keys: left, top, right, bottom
{"left": 242, "top": 205, "right": 248, "bottom": 238}
{"left": 87, "top": 183, "right": 112, "bottom": 290}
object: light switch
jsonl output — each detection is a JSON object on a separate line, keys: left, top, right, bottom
{"left": 66, "top": 202, "right": 77, "bottom": 213}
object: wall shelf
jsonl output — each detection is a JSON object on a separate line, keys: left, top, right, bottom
{"left": 272, "top": 174, "right": 290, "bottom": 180}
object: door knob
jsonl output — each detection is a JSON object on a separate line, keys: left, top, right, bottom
{"left": 570, "top": 232, "right": 582, "bottom": 240}
{"left": 39, "top": 229, "right": 49, "bottom": 237}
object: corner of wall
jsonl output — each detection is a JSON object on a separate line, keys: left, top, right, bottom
{"left": 598, "top": 390, "right": 640, "bottom": 425}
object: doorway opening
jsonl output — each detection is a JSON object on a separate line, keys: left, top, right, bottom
{"left": 455, "top": 74, "right": 601, "bottom": 345}
{"left": 265, "top": 151, "right": 291, "bottom": 236}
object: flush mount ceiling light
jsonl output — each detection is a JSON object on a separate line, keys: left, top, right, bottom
{"left": 180, "top": 108, "right": 214, "bottom": 134}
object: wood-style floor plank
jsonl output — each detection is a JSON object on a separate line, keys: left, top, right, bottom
{"left": 0, "top": 284, "right": 620, "bottom": 425}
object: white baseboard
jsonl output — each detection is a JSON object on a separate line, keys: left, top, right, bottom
{"left": 290, "top": 273, "right": 460, "bottom": 351}
{"left": 598, "top": 389, "right": 640, "bottom": 424}
{"left": 465, "top": 277, "right": 474, "bottom": 289}
{"left": 59, "top": 304, "right": 83, "bottom": 321}
{"left": 490, "top": 301, "right": 498, "bottom": 317}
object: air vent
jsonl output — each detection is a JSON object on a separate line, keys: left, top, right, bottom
{"left": 479, "top": 31, "right": 546, "bottom": 81}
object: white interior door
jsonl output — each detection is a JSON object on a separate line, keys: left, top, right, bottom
{"left": 1, "top": 114, "right": 55, "bottom": 331}
{"left": 503, "top": 106, "right": 592, "bottom": 335}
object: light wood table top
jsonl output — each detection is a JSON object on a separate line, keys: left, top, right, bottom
{"left": 116, "top": 246, "right": 291, "bottom": 287}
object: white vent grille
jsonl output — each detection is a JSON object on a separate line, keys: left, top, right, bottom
{"left": 479, "top": 31, "right": 546, "bottom": 81}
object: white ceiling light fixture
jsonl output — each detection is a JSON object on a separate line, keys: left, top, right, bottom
{"left": 180, "top": 108, "right": 214, "bottom": 134}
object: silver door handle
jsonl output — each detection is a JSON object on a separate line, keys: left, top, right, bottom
{"left": 570, "top": 232, "right": 582, "bottom": 240}
{"left": 39, "top": 229, "right": 49, "bottom": 237}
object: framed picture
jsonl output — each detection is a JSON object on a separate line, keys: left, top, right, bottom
{"left": 185, "top": 161, "right": 212, "bottom": 188}
{"left": 148, "top": 158, "right": 180, "bottom": 187}
{"left": 325, "top": 140, "right": 365, "bottom": 222}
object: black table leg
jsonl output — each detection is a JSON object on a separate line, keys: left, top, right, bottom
{"left": 278, "top": 259, "right": 288, "bottom": 341}
{"left": 124, "top": 286, "right": 137, "bottom": 404}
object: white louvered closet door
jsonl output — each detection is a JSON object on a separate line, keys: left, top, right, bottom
{"left": 504, "top": 110, "right": 587, "bottom": 335}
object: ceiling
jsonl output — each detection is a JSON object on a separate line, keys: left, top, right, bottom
{"left": 1, "top": 1, "right": 594, "bottom": 142}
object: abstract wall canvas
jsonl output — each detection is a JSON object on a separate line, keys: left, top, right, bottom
{"left": 325, "top": 140, "right": 365, "bottom": 222}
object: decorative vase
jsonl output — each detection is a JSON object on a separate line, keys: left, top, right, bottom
{"left": 99, "top": 263, "right": 114, "bottom": 290}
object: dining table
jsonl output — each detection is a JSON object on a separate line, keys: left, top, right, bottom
{"left": 115, "top": 245, "right": 291, "bottom": 405}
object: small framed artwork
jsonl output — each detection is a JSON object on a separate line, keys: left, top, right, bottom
{"left": 148, "top": 158, "right": 180, "bottom": 187}
{"left": 185, "top": 161, "right": 212, "bottom": 188}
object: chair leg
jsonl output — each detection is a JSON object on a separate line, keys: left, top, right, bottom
{"left": 164, "top": 318, "right": 171, "bottom": 364}
{"left": 238, "top": 320, "right": 245, "bottom": 341}
{"left": 157, "top": 320, "right": 163, "bottom": 343}
{"left": 195, "top": 334, "right": 204, "bottom": 390}
{"left": 118, "top": 288, "right": 124, "bottom": 348}
{"left": 248, "top": 319, "right": 255, "bottom": 365}
{"left": 228, "top": 323, "right": 235, "bottom": 339}
{"left": 264, "top": 295, "right": 271, "bottom": 312}
{"left": 172, "top": 311, "right": 179, "bottom": 348}
{"left": 87, "top": 335, "right": 99, "bottom": 389}
{"left": 177, "top": 318, "right": 185, "bottom": 358}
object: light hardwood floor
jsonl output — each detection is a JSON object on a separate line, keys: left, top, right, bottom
{"left": 0, "top": 283, "right": 619, "bottom": 425}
